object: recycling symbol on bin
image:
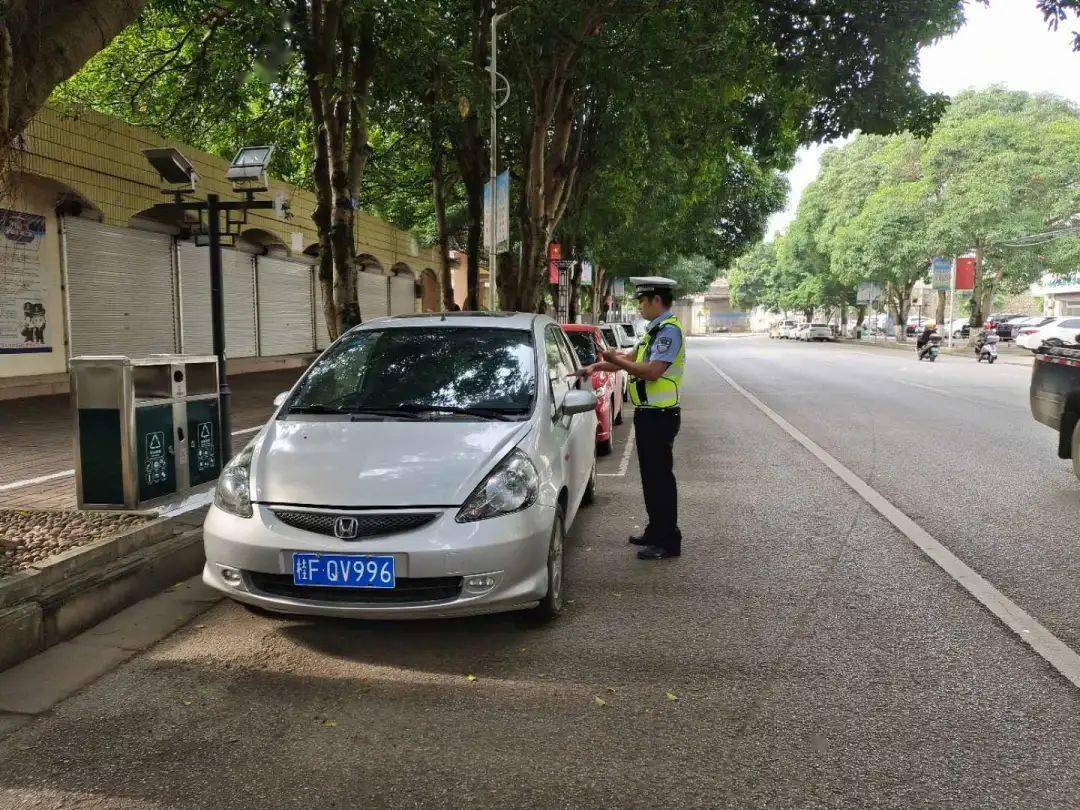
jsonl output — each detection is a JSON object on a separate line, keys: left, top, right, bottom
{"left": 195, "top": 421, "right": 215, "bottom": 470}
{"left": 144, "top": 431, "right": 167, "bottom": 484}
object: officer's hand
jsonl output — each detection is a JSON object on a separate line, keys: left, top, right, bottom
{"left": 569, "top": 365, "right": 594, "bottom": 379}
{"left": 599, "top": 350, "right": 621, "bottom": 364}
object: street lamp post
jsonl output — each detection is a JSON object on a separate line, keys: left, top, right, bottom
{"left": 488, "top": 7, "right": 517, "bottom": 311}
{"left": 143, "top": 146, "right": 276, "bottom": 462}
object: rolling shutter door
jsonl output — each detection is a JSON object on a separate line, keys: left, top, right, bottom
{"left": 257, "top": 256, "right": 313, "bottom": 356}
{"left": 357, "top": 270, "right": 389, "bottom": 321}
{"left": 64, "top": 217, "right": 176, "bottom": 357}
{"left": 389, "top": 275, "right": 416, "bottom": 316}
{"left": 176, "top": 243, "right": 257, "bottom": 358}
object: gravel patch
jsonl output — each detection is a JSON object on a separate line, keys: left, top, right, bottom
{"left": 0, "top": 509, "right": 153, "bottom": 576}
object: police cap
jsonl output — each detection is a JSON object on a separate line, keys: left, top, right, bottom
{"left": 629, "top": 276, "right": 677, "bottom": 299}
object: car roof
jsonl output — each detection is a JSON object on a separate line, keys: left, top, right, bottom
{"left": 351, "top": 311, "right": 540, "bottom": 332}
{"left": 562, "top": 323, "right": 599, "bottom": 333}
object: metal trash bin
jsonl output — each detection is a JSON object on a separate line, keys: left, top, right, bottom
{"left": 70, "top": 355, "right": 223, "bottom": 510}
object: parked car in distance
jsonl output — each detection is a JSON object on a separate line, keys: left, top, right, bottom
{"left": 804, "top": 323, "right": 835, "bottom": 342}
{"left": 948, "top": 318, "right": 970, "bottom": 339}
{"left": 599, "top": 322, "right": 634, "bottom": 350}
{"left": 777, "top": 320, "right": 798, "bottom": 339}
{"left": 793, "top": 323, "right": 812, "bottom": 341}
{"left": 203, "top": 312, "right": 598, "bottom": 622}
{"left": 598, "top": 324, "right": 633, "bottom": 402}
{"left": 563, "top": 324, "right": 625, "bottom": 456}
{"left": 1017, "top": 316, "right": 1080, "bottom": 352}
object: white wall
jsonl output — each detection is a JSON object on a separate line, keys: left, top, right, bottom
{"left": 0, "top": 182, "right": 66, "bottom": 379}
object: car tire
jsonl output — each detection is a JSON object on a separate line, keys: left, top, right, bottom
{"left": 581, "top": 461, "right": 597, "bottom": 506}
{"left": 613, "top": 396, "right": 623, "bottom": 426}
{"left": 597, "top": 437, "right": 613, "bottom": 456}
{"left": 528, "top": 506, "right": 565, "bottom": 622}
{"left": 989, "top": 356, "right": 996, "bottom": 364}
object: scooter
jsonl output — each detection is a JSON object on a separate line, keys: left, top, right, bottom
{"left": 976, "top": 331, "right": 999, "bottom": 364}
{"left": 917, "top": 334, "right": 942, "bottom": 362}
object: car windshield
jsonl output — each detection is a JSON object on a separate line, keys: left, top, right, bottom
{"left": 566, "top": 331, "right": 599, "bottom": 365}
{"left": 619, "top": 323, "right": 635, "bottom": 338}
{"left": 287, "top": 327, "right": 536, "bottom": 418}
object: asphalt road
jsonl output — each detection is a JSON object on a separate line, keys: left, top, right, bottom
{"left": 3, "top": 336, "right": 1080, "bottom": 808}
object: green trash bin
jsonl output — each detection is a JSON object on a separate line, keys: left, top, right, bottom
{"left": 70, "top": 355, "right": 222, "bottom": 510}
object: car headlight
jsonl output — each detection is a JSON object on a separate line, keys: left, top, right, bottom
{"left": 456, "top": 449, "right": 539, "bottom": 523}
{"left": 214, "top": 442, "right": 254, "bottom": 518}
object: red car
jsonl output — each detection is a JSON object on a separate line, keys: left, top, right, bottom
{"left": 562, "top": 324, "right": 626, "bottom": 455}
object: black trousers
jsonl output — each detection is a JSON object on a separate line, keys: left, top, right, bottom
{"left": 634, "top": 407, "right": 681, "bottom": 553}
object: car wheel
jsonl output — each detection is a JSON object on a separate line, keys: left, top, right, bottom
{"left": 581, "top": 461, "right": 597, "bottom": 506}
{"left": 529, "top": 506, "right": 565, "bottom": 622}
{"left": 1072, "top": 421, "right": 1080, "bottom": 482}
{"left": 597, "top": 437, "right": 613, "bottom": 456}
{"left": 988, "top": 355, "right": 996, "bottom": 364}
{"left": 613, "top": 396, "right": 623, "bottom": 426}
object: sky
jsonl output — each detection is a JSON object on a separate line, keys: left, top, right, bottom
{"left": 764, "top": 1, "right": 1080, "bottom": 239}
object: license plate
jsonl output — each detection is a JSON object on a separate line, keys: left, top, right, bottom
{"left": 292, "top": 553, "right": 396, "bottom": 588}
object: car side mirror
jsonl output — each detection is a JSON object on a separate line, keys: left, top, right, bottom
{"left": 273, "top": 391, "right": 289, "bottom": 408}
{"left": 561, "top": 389, "right": 597, "bottom": 416}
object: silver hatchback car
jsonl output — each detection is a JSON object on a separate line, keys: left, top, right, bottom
{"left": 202, "top": 313, "right": 598, "bottom": 621}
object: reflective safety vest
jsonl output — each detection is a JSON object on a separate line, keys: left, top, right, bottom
{"left": 629, "top": 314, "right": 686, "bottom": 409}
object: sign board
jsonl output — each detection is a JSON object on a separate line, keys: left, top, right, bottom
{"left": 548, "top": 241, "right": 562, "bottom": 284}
{"left": 0, "top": 209, "right": 52, "bottom": 355}
{"left": 856, "top": 281, "right": 884, "bottom": 305}
{"left": 954, "top": 256, "right": 976, "bottom": 291}
{"left": 931, "top": 257, "right": 954, "bottom": 292}
{"left": 483, "top": 171, "right": 510, "bottom": 253}
{"left": 581, "top": 261, "right": 593, "bottom": 285}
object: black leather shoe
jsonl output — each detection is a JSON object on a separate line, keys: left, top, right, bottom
{"left": 628, "top": 534, "right": 650, "bottom": 546}
{"left": 636, "top": 545, "right": 680, "bottom": 560}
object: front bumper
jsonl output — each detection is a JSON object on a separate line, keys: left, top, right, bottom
{"left": 202, "top": 502, "right": 555, "bottom": 619}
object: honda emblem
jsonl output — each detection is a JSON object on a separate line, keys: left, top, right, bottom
{"left": 333, "top": 516, "right": 360, "bottom": 540}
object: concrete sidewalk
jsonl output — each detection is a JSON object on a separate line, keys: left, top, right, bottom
{"left": 0, "top": 369, "right": 306, "bottom": 510}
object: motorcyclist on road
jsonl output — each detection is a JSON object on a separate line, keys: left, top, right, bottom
{"left": 916, "top": 323, "right": 937, "bottom": 359}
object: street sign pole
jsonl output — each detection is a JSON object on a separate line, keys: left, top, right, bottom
{"left": 206, "top": 194, "right": 232, "bottom": 461}
{"left": 488, "top": 13, "right": 498, "bottom": 312}
{"left": 947, "top": 259, "right": 956, "bottom": 350}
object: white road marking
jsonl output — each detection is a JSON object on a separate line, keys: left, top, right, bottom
{"left": 704, "top": 356, "right": 1080, "bottom": 691}
{"left": 599, "top": 425, "right": 636, "bottom": 477}
{"left": 0, "top": 425, "right": 265, "bottom": 494}
{"left": 0, "top": 470, "right": 75, "bottom": 493}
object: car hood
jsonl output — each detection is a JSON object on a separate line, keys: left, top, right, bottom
{"left": 252, "top": 418, "right": 533, "bottom": 507}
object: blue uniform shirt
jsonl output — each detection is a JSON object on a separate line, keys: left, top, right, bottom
{"left": 641, "top": 311, "right": 683, "bottom": 365}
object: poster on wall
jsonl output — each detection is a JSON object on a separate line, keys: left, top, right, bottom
{"left": 0, "top": 209, "right": 51, "bottom": 355}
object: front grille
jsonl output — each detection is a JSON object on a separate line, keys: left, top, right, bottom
{"left": 245, "top": 572, "right": 462, "bottom": 604}
{"left": 271, "top": 510, "right": 438, "bottom": 539}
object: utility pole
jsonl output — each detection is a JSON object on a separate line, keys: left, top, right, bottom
{"left": 488, "top": 6, "right": 517, "bottom": 312}
{"left": 489, "top": 10, "right": 498, "bottom": 311}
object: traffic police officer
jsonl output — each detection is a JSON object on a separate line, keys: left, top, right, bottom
{"left": 575, "top": 277, "right": 685, "bottom": 559}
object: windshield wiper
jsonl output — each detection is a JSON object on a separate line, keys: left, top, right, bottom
{"left": 287, "top": 404, "right": 425, "bottom": 420}
{"left": 394, "top": 404, "right": 524, "bottom": 421}
{"left": 287, "top": 404, "right": 351, "bottom": 415}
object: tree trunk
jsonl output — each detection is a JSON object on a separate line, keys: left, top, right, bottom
{"left": 569, "top": 262, "right": 582, "bottom": 323}
{"left": 969, "top": 246, "right": 986, "bottom": 332}
{"left": 935, "top": 290, "right": 947, "bottom": 326}
{"left": 855, "top": 305, "right": 866, "bottom": 331}
{"left": 427, "top": 69, "right": 452, "bottom": 313}
{"left": 839, "top": 303, "right": 848, "bottom": 337}
{"left": 1, "top": 0, "right": 148, "bottom": 142}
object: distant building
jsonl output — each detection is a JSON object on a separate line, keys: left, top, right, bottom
{"left": 703, "top": 278, "right": 750, "bottom": 332}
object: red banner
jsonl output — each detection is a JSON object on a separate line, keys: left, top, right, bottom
{"left": 548, "top": 242, "right": 561, "bottom": 284}
{"left": 955, "top": 256, "right": 976, "bottom": 290}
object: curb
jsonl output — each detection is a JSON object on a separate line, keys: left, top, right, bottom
{"left": 0, "top": 508, "right": 208, "bottom": 673}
